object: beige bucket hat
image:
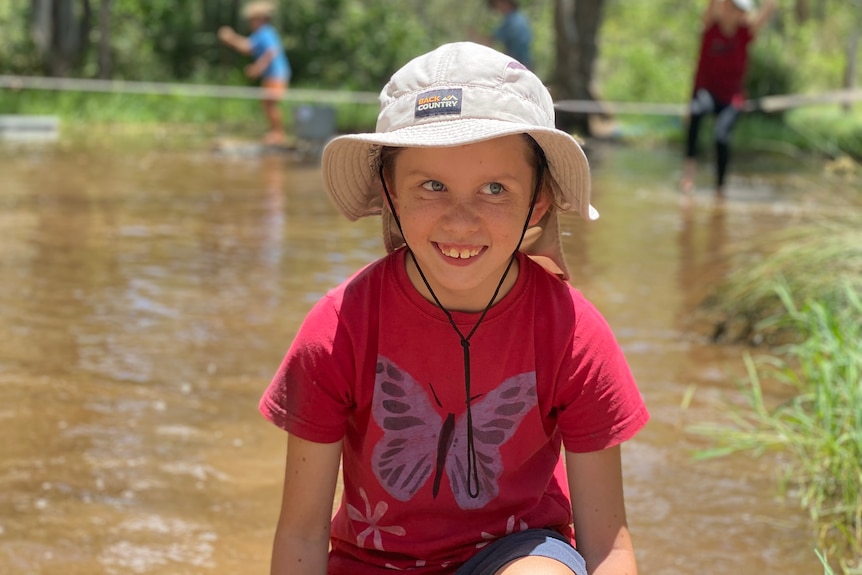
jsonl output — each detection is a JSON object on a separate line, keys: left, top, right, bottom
{"left": 321, "top": 41, "right": 597, "bottom": 280}
{"left": 241, "top": 1, "right": 276, "bottom": 20}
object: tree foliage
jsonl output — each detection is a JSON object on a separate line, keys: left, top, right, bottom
{"left": 0, "top": 0, "right": 859, "bottom": 104}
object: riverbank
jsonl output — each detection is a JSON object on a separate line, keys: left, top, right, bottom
{"left": 3, "top": 89, "right": 862, "bottom": 159}
{"left": 0, "top": 89, "right": 379, "bottom": 138}
{"left": 612, "top": 106, "right": 862, "bottom": 160}
{"left": 691, "top": 220, "right": 862, "bottom": 575}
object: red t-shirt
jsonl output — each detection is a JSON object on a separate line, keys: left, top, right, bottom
{"left": 694, "top": 22, "right": 754, "bottom": 104}
{"left": 260, "top": 249, "right": 649, "bottom": 574}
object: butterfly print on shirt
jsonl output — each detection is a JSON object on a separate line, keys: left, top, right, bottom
{"left": 371, "top": 356, "right": 538, "bottom": 510}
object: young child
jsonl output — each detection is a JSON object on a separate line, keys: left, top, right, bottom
{"left": 485, "top": 0, "right": 533, "bottom": 70}
{"left": 681, "top": 0, "right": 778, "bottom": 198}
{"left": 218, "top": 1, "right": 291, "bottom": 145}
{"left": 259, "top": 42, "right": 649, "bottom": 575}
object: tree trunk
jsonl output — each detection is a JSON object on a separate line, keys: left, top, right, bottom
{"left": 30, "top": 0, "right": 53, "bottom": 63}
{"left": 50, "top": 0, "right": 77, "bottom": 75}
{"left": 552, "top": 0, "right": 607, "bottom": 136}
{"left": 844, "top": 25, "right": 859, "bottom": 113}
{"left": 31, "top": 0, "right": 90, "bottom": 77}
{"left": 97, "top": 0, "right": 113, "bottom": 78}
{"left": 795, "top": 0, "right": 809, "bottom": 23}
{"left": 78, "top": 0, "right": 92, "bottom": 70}
{"left": 814, "top": 0, "right": 826, "bottom": 21}
{"left": 230, "top": 0, "right": 241, "bottom": 29}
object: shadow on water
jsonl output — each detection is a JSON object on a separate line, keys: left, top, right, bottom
{"left": 1, "top": 134, "right": 857, "bottom": 574}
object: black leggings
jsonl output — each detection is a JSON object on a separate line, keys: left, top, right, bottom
{"left": 685, "top": 88, "right": 741, "bottom": 188}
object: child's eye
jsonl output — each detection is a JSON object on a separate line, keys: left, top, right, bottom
{"left": 421, "top": 180, "right": 446, "bottom": 192}
{"left": 481, "top": 182, "right": 505, "bottom": 195}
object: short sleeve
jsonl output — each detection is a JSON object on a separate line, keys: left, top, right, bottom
{"left": 248, "top": 28, "right": 264, "bottom": 55}
{"left": 248, "top": 27, "right": 276, "bottom": 60}
{"left": 556, "top": 298, "right": 649, "bottom": 453}
{"left": 259, "top": 294, "right": 355, "bottom": 443}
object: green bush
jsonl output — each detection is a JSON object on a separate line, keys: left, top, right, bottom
{"left": 746, "top": 35, "right": 797, "bottom": 101}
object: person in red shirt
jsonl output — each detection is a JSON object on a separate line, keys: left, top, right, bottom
{"left": 259, "top": 42, "right": 649, "bottom": 575}
{"left": 681, "top": 0, "right": 778, "bottom": 198}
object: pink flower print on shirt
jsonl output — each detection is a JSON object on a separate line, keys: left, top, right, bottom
{"left": 347, "top": 487, "right": 406, "bottom": 550}
{"left": 477, "top": 515, "right": 529, "bottom": 548}
{"left": 384, "top": 560, "right": 426, "bottom": 570}
{"left": 384, "top": 560, "right": 455, "bottom": 571}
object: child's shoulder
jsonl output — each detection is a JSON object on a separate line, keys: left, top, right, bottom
{"left": 521, "top": 258, "right": 622, "bottom": 357}
{"left": 522, "top": 254, "right": 604, "bottom": 319}
{"left": 297, "top": 255, "right": 393, "bottom": 335}
{"left": 317, "top": 251, "right": 400, "bottom": 308}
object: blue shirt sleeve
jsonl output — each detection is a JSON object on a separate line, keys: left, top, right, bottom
{"left": 248, "top": 24, "right": 291, "bottom": 82}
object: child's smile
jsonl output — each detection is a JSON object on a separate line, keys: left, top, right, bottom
{"left": 387, "top": 135, "right": 550, "bottom": 312}
{"left": 438, "top": 245, "right": 483, "bottom": 260}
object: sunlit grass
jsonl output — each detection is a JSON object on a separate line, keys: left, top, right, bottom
{"left": 4, "top": 86, "right": 862, "bottom": 157}
{"left": 787, "top": 106, "right": 862, "bottom": 160}
{"left": 694, "top": 284, "right": 862, "bottom": 573}
{"left": 0, "top": 90, "right": 378, "bottom": 134}
{"left": 701, "top": 221, "right": 862, "bottom": 345}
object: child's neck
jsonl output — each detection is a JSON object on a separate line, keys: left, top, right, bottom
{"left": 718, "top": 20, "right": 740, "bottom": 35}
{"left": 716, "top": 11, "right": 747, "bottom": 35}
{"left": 403, "top": 252, "right": 520, "bottom": 314}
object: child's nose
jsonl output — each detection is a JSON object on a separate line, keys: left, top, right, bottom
{"left": 440, "top": 199, "right": 481, "bottom": 231}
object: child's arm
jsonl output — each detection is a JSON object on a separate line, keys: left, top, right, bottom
{"left": 245, "top": 48, "right": 276, "bottom": 79}
{"left": 270, "top": 434, "right": 343, "bottom": 575}
{"left": 566, "top": 446, "right": 638, "bottom": 575}
{"left": 751, "top": 0, "right": 778, "bottom": 35}
{"left": 217, "top": 26, "right": 253, "bottom": 55}
{"left": 702, "top": 0, "right": 720, "bottom": 27}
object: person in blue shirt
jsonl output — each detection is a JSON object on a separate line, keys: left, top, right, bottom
{"left": 218, "top": 1, "right": 291, "bottom": 145}
{"left": 487, "top": 0, "right": 533, "bottom": 70}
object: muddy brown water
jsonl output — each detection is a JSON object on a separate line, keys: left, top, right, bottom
{"left": 1, "top": 133, "right": 858, "bottom": 574}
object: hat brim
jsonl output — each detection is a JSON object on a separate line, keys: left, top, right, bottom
{"left": 321, "top": 118, "right": 597, "bottom": 223}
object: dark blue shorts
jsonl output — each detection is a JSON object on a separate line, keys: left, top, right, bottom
{"left": 454, "top": 529, "right": 587, "bottom": 575}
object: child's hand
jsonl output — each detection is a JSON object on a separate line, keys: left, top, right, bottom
{"left": 217, "top": 26, "right": 235, "bottom": 43}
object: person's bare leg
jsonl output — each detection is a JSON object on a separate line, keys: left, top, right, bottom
{"left": 496, "top": 556, "right": 577, "bottom": 575}
{"left": 680, "top": 157, "right": 696, "bottom": 195}
{"left": 262, "top": 99, "right": 286, "bottom": 145}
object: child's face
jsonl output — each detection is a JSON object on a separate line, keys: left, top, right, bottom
{"left": 719, "top": 1, "right": 748, "bottom": 26}
{"left": 386, "top": 135, "right": 552, "bottom": 311}
{"left": 489, "top": 0, "right": 504, "bottom": 13}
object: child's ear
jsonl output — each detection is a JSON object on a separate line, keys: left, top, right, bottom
{"left": 528, "top": 185, "right": 553, "bottom": 226}
{"left": 380, "top": 173, "right": 400, "bottom": 209}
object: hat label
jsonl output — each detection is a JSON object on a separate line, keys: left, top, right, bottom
{"left": 415, "top": 88, "right": 462, "bottom": 118}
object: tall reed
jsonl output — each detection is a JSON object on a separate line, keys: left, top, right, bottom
{"left": 702, "top": 221, "right": 862, "bottom": 345}
{"left": 694, "top": 281, "right": 862, "bottom": 574}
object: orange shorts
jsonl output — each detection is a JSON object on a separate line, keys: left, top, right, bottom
{"left": 261, "top": 78, "right": 287, "bottom": 101}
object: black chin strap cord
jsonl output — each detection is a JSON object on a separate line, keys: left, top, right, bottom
{"left": 378, "top": 156, "right": 546, "bottom": 499}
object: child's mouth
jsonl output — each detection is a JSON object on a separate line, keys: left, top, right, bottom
{"left": 438, "top": 245, "right": 482, "bottom": 259}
